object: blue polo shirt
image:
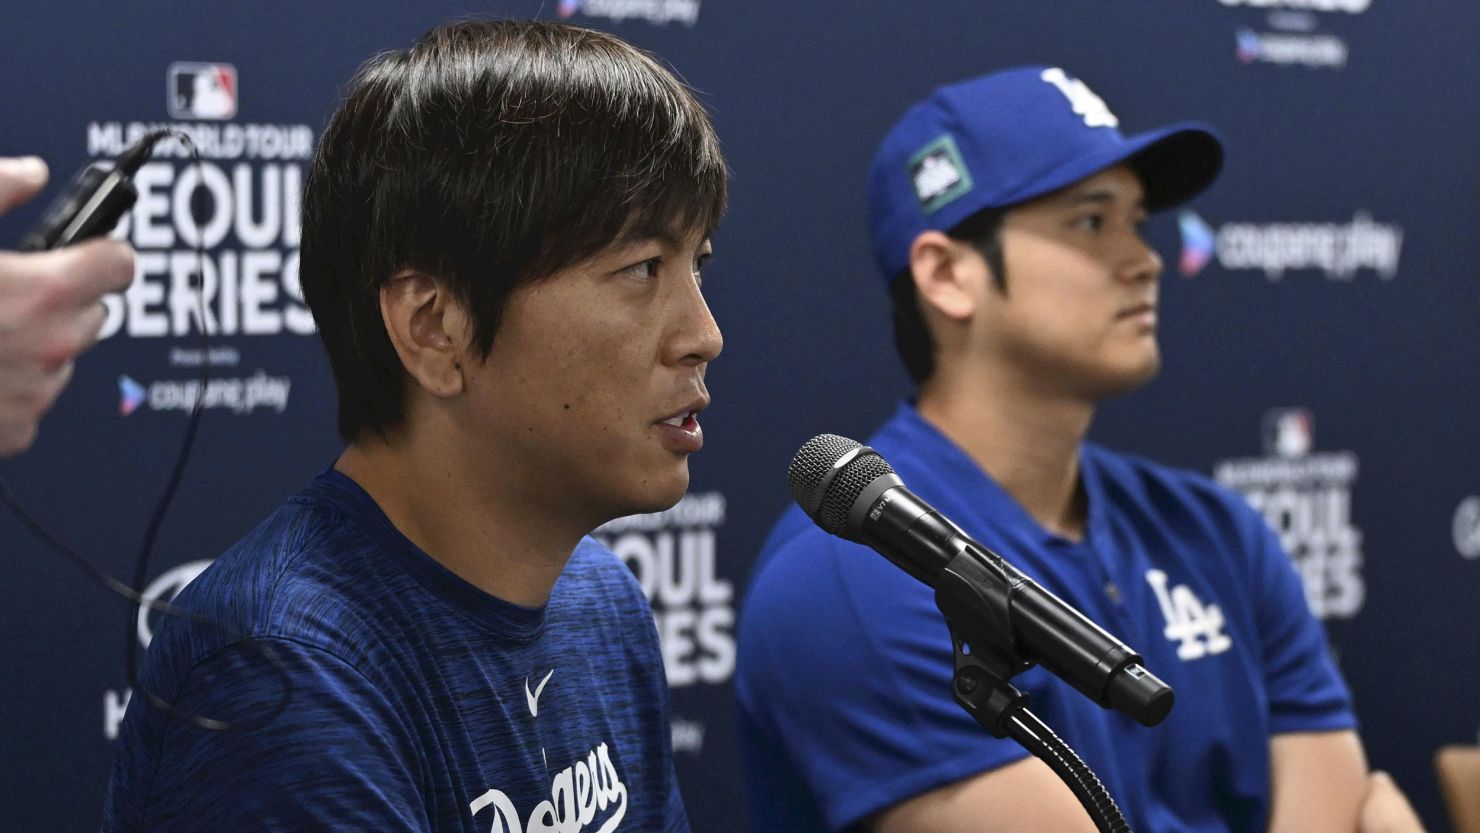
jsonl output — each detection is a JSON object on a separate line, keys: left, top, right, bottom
{"left": 736, "top": 404, "right": 1355, "bottom": 833}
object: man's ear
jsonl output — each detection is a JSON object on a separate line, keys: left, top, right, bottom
{"left": 908, "top": 230, "right": 983, "bottom": 321}
{"left": 379, "top": 271, "right": 468, "bottom": 399}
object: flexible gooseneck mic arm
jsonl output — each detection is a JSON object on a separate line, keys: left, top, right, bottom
{"left": 788, "top": 433, "right": 1170, "bottom": 833}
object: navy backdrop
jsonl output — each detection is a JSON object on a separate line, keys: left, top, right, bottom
{"left": 1, "top": 1, "right": 1476, "bottom": 831}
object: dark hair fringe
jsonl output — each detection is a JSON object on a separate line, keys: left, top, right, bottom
{"left": 300, "top": 19, "right": 729, "bottom": 442}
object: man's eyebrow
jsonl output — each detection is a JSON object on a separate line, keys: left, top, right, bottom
{"left": 1058, "top": 189, "right": 1149, "bottom": 210}
{"left": 1062, "top": 190, "right": 1116, "bottom": 205}
{"left": 616, "top": 229, "right": 682, "bottom": 249}
{"left": 613, "top": 223, "right": 713, "bottom": 251}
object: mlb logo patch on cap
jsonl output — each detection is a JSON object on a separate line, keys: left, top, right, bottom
{"left": 909, "top": 135, "right": 973, "bottom": 215}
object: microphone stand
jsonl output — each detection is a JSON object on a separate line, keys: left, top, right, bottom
{"left": 935, "top": 543, "right": 1133, "bottom": 833}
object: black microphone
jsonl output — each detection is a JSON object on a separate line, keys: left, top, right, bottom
{"left": 789, "top": 433, "right": 1174, "bottom": 727}
{"left": 19, "top": 130, "right": 162, "bottom": 252}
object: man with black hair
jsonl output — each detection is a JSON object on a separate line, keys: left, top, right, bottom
{"left": 737, "top": 67, "right": 1414, "bottom": 833}
{"left": 104, "top": 19, "right": 722, "bottom": 832}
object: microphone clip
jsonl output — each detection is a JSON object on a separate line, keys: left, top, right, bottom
{"left": 936, "top": 543, "right": 1035, "bottom": 737}
{"left": 949, "top": 647, "right": 1031, "bottom": 740}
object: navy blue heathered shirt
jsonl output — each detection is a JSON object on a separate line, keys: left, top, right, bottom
{"left": 103, "top": 469, "right": 687, "bottom": 832}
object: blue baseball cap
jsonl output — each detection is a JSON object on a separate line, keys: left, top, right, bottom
{"left": 867, "top": 66, "right": 1224, "bottom": 284}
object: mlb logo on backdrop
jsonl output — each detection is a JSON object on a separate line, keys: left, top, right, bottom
{"left": 1262, "top": 408, "right": 1313, "bottom": 458}
{"left": 167, "top": 62, "right": 237, "bottom": 120}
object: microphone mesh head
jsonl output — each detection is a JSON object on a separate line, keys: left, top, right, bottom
{"left": 789, "top": 434, "right": 896, "bottom": 536}
{"left": 788, "top": 434, "right": 859, "bottom": 511}
{"left": 817, "top": 451, "right": 893, "bottom": 536}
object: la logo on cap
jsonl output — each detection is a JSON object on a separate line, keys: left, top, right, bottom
{"left": 909, "top": 134, "right": 974, "bottom": 214}
{"left": 1040, "top": 68, "right": 1119, "bottom": 129}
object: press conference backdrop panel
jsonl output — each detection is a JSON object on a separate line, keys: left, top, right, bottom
{"left": 1, "top": 1, "right": 1475, "bottom": 830}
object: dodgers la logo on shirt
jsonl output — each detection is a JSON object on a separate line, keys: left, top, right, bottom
{"left": 1145, "top": 569, "right": 1232, "bottom": 660}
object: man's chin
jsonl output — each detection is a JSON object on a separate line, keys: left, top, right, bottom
{"left": 1089, "top": 357, "right": 1161, "bottom": 400}
{"left": 605, "top": 467, "right": 691, "bottom": 523}
{"left": 1129, "top": 356, "right": 1161, "bottom": 388}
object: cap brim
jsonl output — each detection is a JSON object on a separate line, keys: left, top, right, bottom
{"left": 950, "top": 122, "right": 1225, "bottom": 224}
{"left": 1122, "top": 123, "right": 1224, "bottom": 211}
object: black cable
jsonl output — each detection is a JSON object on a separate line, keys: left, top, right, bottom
{"left": 122, "top": 129, "right": 212, "bottom": 714}
{"left": 0, "top": 480, "right": 287, "bottom": 732}
{"left": 1, "top": 128, "right": 295, "bottom": 732}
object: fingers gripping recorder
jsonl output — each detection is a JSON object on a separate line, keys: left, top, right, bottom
{"left": 789, "top": 434, "right": 1174, "bottom": 734}
{"left": 18, "top": 134, "right": 161, "bottom": 252}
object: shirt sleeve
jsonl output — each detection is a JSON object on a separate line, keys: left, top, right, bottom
{"left": 737, "top": 531, "right": 1030, "bottom": 831}
{"left": 106, "top": 636, "right": 430, "bottom": 832}
{"left": 1246, "top": 514, "right": 1358, "bottom": 734}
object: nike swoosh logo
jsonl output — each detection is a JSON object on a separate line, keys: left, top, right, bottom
{"left": 525, "top": 669, "right": 554, "bottom": 718}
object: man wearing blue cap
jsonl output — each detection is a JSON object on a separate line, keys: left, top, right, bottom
{"left": 736, "top": 67, "right": 1414, "bottom": 833}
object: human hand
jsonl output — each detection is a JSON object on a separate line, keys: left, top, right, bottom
{"left": 1358, "top": 771, "right": 1427, "bottom": 833}
{"left": 0, "top": 156, "right": 135, "bottom": 456}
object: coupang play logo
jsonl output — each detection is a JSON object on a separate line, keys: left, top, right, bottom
{"left": 555, "top": 0, "right": 701, "bottom": 26}
{"left": 1217, "top": 0, "right": 1370, "bottom": 13}
{"left": 119, "top": 375, "right": 147, "bottom": 416}
{"left": 1178, "top": 211, "right": 1217, "bottom": 277}
{"left": 1235, "top": 28, "right": 1266, "bottom": 64}
{"left": 1177, "top": 209, "right": 1403, "bottom": 282}
{"left": 1215, "top": 0, "right": 1372, "bottom": 70}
